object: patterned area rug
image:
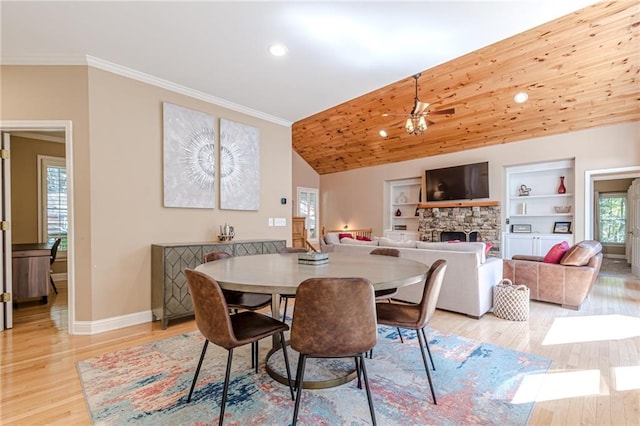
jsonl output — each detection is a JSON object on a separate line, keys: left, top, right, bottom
{"left": 77, "top": 327, "right": 551, "bottom": 425}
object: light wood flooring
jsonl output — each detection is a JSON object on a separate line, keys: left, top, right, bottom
{"left": 1, "top": 262, "right": 639, "bottom": 425}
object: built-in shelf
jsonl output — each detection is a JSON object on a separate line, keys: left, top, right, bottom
{"left": 509, "top": 193, "right": 573, "bottom": 200}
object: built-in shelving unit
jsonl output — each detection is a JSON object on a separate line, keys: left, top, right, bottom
{"left": 503, "top": 159, "right": 575, "bottom": 259}
{"left": 384, "top": 177, "right": 422, "bottom": 241}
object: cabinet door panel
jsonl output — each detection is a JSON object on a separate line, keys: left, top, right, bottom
{"left": 504, "top": 235, "right": 534, "bottom": 259}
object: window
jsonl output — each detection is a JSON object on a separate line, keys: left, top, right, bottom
{"left": 598, "top": 192, "right": 626, "bottom": 244}
{"left": 297, "top": 187, "right": 318, "bottom": 243}
{"left": 38, "top": 156, "right": 68, "bottom": 251}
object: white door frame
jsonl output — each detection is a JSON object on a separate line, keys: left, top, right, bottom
{"left": 0, "top": 120, "right": 75, "bottom": 333}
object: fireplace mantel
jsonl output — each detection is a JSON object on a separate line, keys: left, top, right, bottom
{"left": 418, "top": 200, "right": 500, "bottom": 209}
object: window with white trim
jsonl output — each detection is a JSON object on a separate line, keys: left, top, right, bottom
{"left": 297, "top": 187, "right": 319, "bottom": 243}
{"left": 597, "top": 192, "right": 627, "bottom": 244}
{"left": 38, "top": 156, "right": 67, "bottom": 251}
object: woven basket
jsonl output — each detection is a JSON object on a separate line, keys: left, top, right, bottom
{"left": 493, "top": 279, "right": 530, "bottom": 321}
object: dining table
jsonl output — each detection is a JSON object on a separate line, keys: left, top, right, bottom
{"left": 195, "top": 251, "right": 429, "bottom": 388}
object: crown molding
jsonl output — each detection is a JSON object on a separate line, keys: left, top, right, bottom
{"left": 1, "top": 55, "right": 292, "bottom": 127}
{"left": 9, "top": 131, "right": 65, "bottom": 143}
{"left": 85, "top": 55, "right": 292, "bottom": 127}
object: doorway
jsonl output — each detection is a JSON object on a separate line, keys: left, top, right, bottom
{"left": 585, "top": 166, "right": 640, "bottom": 277}
{"left": 0, "top": 120, "right": 75, "bottom": 333}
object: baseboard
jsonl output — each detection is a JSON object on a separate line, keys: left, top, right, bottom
{"left": 604, "top": 254, "right": 627, "bottom": 259}
{"left": 72, "top": 310, "right": 153, "bottom": 335}
{"left": 51, "top": 272, "right": 67, "bottom": 281}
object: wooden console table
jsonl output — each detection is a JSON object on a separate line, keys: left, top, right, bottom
{"left": 151, "top": 239, "right": 286, "bottom": 328}
{"left": 12, "top": 243, "right": 51, "bottom": 304}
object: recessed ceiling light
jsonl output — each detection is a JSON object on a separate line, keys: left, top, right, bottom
{"left": 514, "top": 92, "right": 529, "bottom": 103}
{"left": 379, "top": 129, "right": 388, "bottom": 138}
{"left": 268, "top": 43, "right": 288, "bottom": 57}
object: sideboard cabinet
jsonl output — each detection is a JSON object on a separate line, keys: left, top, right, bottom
{"left": 151, "top": 239, "right": 285, "bottom": 328}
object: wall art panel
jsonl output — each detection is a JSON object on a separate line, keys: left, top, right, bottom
{"left": 163, "top": 102, "right": 215, "bottom": 208}
{"left": 220, "top": 118, "right": 260, "bottom": 210}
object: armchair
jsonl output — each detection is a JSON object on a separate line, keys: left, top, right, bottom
{"left": 502, "top": 240, "right": 603, "bottom": 310}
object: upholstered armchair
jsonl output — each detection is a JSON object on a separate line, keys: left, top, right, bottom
{"left": 502, "top": 240, "right": 603, "bottom": 310}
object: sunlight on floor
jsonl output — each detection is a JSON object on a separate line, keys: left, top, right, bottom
{"left": 542, "top": 314, "right": 640, "bottom": 345}
{"left": 612, "top": 365, "right": 640, "bottom": 391}
{"left": 512, "top": 370, "right": 602, "bottom": 404}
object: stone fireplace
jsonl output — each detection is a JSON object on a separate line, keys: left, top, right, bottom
{"left": 417, "top": 203, "right": 501, "bottom": 255}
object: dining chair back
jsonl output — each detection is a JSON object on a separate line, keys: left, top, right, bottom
{"left": 290, "top": 277, "right": 377, "bottom": 425}
{"left": 184, "top": 269, "right": 293, "bottom": 426}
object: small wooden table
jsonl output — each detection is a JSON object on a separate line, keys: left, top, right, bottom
{"left": 12, "top": 243, "right": 51, "bottom": 304}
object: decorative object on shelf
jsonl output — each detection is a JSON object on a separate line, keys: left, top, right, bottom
{"left": 511, "top": 224, "right": 532, "bottom": 233}
{"left": 394, "top": 225, "right": 407, "bottom": 230}
{"left": 396, "top": 191, "right": 408, "bottom": 203}
{"left": 553, "top": 221, "right": 572, "bottom": 234}
{"left": 553, "top": 205, "right": 571, "bottom": 214}
{"left": 518, "top": 185, "right": 531, "bottom": 196}
{"left": 395, "top": 208, "right": 402, "bottom": 216}
{"left": 519, "top": 202, "right": 527, "bottom": 215}
{"left": 218, "top": 223, "right": 235, "bottom": 241}
{"left": 557, "top": 176, "right": 566, "bottom": 194}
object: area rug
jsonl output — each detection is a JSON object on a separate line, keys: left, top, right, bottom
{"left": 77, "top": 327, "right": 551, "bottom": 425}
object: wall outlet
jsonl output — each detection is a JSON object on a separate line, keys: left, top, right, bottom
{"left": 268, "top": 218, "right": 274, "bottom": 227}
{"left": 274, "top": 217, "right": 286, "bottom": 226}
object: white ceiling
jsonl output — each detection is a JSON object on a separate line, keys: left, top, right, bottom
{"left": 1, "top": 0, "right": 599, "bottom": 124}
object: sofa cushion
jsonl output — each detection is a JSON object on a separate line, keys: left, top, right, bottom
{"left": 416, "top": 241, "right": 487, "bottom": 264}
{"left": 378, "top": 237, "right": 417, "bottom": 248}
{"left": 356, "top": 235, "right": 372, "bottom": 241}
{"left": 543, "top": 241, "right": 570, "bottom": 264}
{"left": 324, "top": 233, "right": 341, "bottom": 245}
{"left": 560, "top": 240, "right": 603, "bottom": 266}
{"left": 340, "top": 237, "right": 379, "bottom": 246}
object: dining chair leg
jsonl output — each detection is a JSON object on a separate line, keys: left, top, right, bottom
{"left": 254, "top": 341, "right": 259, "bottom": 374}
{"left": 354, "top": 357, "right": 362, "bottom": 389}
{"left": 359, "top": 354, "right": 377, "bottom": 426}
{"left": 251, "top": 342, "right": 255, "bottom": 369}
{"left": 218, "top": 349, "right": 234, "bottom": 426}
{"left": 292, "top": 354, "right": 307, "bottom": 426}
{"left": 187, "top": 340, "right": 209, "bottom": 402}
{"left": 421, "top": 328, "right": 435, "bottom": 371}
{"left": 416, "top": 329, "right": 437, "bottom": 404}
{"left": 279, "top": 332, "right": 295, "bottom": 400}
{"left": 50, "top": 276, "right": 58, "bottom": 294}
{"left": 282, "top": 297, "right": 289, "bottom": 322}
{"left": 398, "top": 327, "right": 404, "bottom": 343}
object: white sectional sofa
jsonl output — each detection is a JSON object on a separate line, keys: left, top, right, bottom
{"left": 323, "top": 236, "right": 503, "bottom": 318}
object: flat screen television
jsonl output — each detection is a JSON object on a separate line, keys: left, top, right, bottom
{"left": 425, "top": 161, "right": 489, "bottom": 201}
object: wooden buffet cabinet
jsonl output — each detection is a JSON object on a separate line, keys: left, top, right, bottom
{"left": 151, "top": 239, "right": 285, "bottom": 328}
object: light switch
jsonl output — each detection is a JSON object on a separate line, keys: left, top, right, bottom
{"left": 268, "top": 218, "right": 274, "bottom": 227}
{"left": 274, "top": 217, "right": 286, "bottom": 226}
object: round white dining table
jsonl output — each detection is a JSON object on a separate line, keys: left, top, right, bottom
{"left": 195, "top": 251, "right": 429, "bottom": 321}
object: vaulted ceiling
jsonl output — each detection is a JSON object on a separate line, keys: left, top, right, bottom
{"left": 293, "top": 1, "right": 640, "bottom": 175}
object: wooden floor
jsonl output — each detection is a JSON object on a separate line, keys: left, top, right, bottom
{"left": 1, "top": 263, "right": 639, "bottom": 425}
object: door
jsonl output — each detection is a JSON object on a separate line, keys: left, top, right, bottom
{"left": 1, "top": 132, "right": 13, "bottom": 330}
{"left": 629, "top": 179, "right": 640, "bottom": 277}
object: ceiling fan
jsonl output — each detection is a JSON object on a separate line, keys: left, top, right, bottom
{"left": 383, "top": 73, "right": 455, "bottom": 135}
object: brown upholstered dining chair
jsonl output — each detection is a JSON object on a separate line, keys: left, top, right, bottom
{"left": 375, "top": 259, "right": 447, "bottom": 405}
{"left": 290, "top": 277, "right": 377, "bottom": 426}
{"left": 184, "top": 269, "right": 293, "bottom": 426}
{"left": 276, "top": 247, "right": 308, "bottom": 322}
{"left": 203, "top": 252, "right": 272, "bottom": 313}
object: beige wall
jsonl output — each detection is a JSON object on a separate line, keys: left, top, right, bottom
{"left": 292, "top": 151, "right": 320, "bottom": 212}
{"left": 10, "top": 136, "right": 65, "bottom": 243}
{"left": 320, "top": 121, "right": 640, "bottom": 244}
{"left": 2, "top": 65, "right": 292, "bottom": 323}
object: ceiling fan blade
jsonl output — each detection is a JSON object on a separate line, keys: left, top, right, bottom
{"left": 430, "top": 107, "right": 455, "bottom": 115}
{"left": 414, "top": 101, "right": 430, "bottom": 115}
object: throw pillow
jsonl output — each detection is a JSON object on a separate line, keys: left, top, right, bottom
{"left": 356, "top": 235, "right": 372, "bottom": 241}
{"left": 560, "top": 240, "right": 602, "bottom": 266}
{"left": 324, "top": 233, "right": 340, "bottom": 245}
{"left": 340, "top": 237, "right": 378, "bottom": 246}
{"left": 543, "top": 241, "right": 570, "bottom": 264}
{"left": 338, "top": 232, "right": 352, "bottom": 240}
{"left": 484, "top": 242, "right": 493, "bottom": 255}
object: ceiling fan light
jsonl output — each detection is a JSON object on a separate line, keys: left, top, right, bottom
{"left": 379, "top": 129, "right": 388, "bottom": 137}
{"left": 405, "top": 118, "right": 415, "bottom": 133}
{"left": 418, "top": 116, "right": 428, "bottom": 132}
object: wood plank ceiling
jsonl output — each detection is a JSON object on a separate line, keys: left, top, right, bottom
{"left": 292, "top": 1, "right": 640, "bottom": 175}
